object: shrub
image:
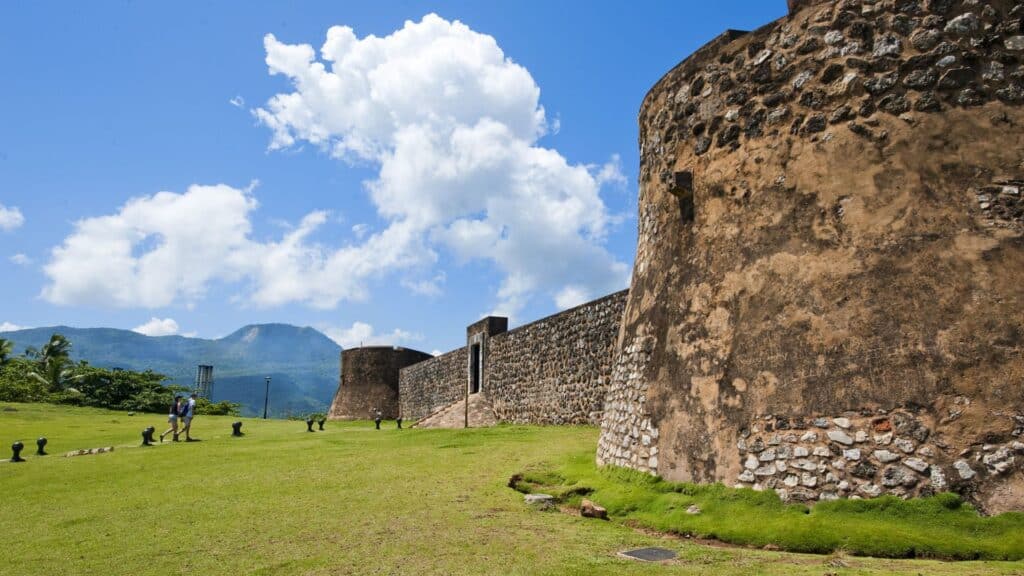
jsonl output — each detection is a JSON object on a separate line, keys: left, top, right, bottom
{"left": 195, "top": 397, "right": 240, "bottom": 416}
{"left": 0, "top": 358, "right": 49, "bottom": 402}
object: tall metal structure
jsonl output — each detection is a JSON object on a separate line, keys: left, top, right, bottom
{"left": 195, "top": 365, "right": 214, "bottom": 400}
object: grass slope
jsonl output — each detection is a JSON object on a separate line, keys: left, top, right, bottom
{"left": 0, "top": 403, "right": 1022, "bottom": 575}
{"left": 514, "top": 454, "right": 1024, "bottom": 560}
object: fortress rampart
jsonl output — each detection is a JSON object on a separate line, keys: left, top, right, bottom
{"left": 485, "top": 290, "right": 627, "bottom": 425}
{"left": 397, "top": 290, "right": 629, "bottom": 424}
{"left": 598, "top": 0, "right": 1024, "bottom": 513}
{"left": 398, "top": 346, "right": 467, "bottom": 420}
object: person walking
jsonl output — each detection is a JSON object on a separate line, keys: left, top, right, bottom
{"left": 159, "top": 396, "right": 182, "bottom": 442}
{"left": 179, "top": 393, "right": 198, "bottom": 441}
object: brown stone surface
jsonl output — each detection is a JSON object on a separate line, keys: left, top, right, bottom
{"left": 329, "top": 346, "right": 433, "bottom": 420}
{"left": 599, "top": 0, "right": 1024, "bottom": 513}
{"left": 580, "top": 498, "right": 609, "bottom": 519}
{"left": 399, "top": 347, "right": 467, "bottom": 421}
{"left": 398, "top": 290, "right": 628, "bottom": 426}
{"left": 413, "top": 393, "right": 497, "bottom": 429}
{"left": 486, "top": 290, "right": 628, "bottom": 425}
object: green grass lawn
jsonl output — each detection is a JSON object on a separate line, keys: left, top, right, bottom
{"left": 1, "top": 403, "right": 1022, "bottom": 576}
{"left": 514, "top": 454, "right": 1024, "bottom": 560}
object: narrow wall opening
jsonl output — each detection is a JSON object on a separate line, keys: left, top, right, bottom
{"left": 670, "top": 171, "right": 695, "bottom": 224}
{"left": 470, "top": 343, "right": 481, "bottom": 394}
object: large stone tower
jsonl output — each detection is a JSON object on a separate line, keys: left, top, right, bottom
{"left": 329, "top": 346, "right": 433, "bottom": 420}
{"left": 598, "top": 0, "right": 1024, "bottom": 513}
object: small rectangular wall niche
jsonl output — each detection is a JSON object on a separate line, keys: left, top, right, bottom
{"left": 470, "top": 343, "right": 481, "bottom": 394}
{"left": 670, "top": 171, "right": 695, "bottom": 224}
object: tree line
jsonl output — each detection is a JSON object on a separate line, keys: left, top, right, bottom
{"left": 0, "top": 334, "right": 239, "bottom": 415}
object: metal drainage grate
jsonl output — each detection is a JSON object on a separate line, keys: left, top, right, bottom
{"left": 619, "top": 547, "right": 677, "bottom": 562}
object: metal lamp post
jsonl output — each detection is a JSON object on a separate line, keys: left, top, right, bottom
{"left": 263, "top": 376, "right": 271, "bottom": 419}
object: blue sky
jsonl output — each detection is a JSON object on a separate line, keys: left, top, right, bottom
{"left": 0, "top": 1, "right": 785, "bottom": 353}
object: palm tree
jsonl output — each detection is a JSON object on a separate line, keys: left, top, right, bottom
{"left": 0, "top": 338, "right": 12, "bottom": 365}
{"left": 28, "top": 358, "right": 81, "bottom": 392}
{"left": 27, "top": 334, "right": 79, "bottom": 392}
{"left": 39, "top": 334, "right": 71, "bottom": 365}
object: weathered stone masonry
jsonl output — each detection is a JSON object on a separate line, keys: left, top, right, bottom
{"left": 398, "top": 346, "right": 466, "bottom": 421}
{"left": 598, "top": 0, "right": 1024, "bottom": 514}
{"left": 397, "top": 290, "right": 629, "bottom": 424}
{"left": 329, "top": 346, "right": 433, "bottom": 420}
{"left": 486, "top": 290, "right": 628, "bottom": 425}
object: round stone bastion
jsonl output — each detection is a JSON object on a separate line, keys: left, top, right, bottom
{"left": 329, "top": 346, "right": 433, "bottom": 420}
{"left": 598, "top": 0, "right": 1024, "bottom": 513}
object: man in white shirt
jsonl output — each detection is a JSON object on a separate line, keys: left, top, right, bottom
{"left": 180, "top": 393, "right": 198, "bottom": 441}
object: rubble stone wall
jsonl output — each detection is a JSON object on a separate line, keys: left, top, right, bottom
{"left": 396, "top": 290, "right": 629, "bottom": 425}
{"left": 398, "top": 347, "right": 467, "bottom": 421}
{"left": 485, "top": 290, "right": 629, "bottom": 425}
{"left": 734, "top": 409, "right": 1023, "bottom": 502}
{"left": 599, "top": 0, "right": 1024, "bottom": 514}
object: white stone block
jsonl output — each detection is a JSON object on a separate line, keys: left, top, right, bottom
{"left": 828, "top": 430, "right": 854, "bottom": 445}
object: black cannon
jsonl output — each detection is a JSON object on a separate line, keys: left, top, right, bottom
{"left": 10, "top": 441, "right": 25, "bottom": 462}
{"left": 141, "top": 426, "right": 155, "bottom": 446}
{"left": 36, "top": 437, "right": 48, "bottom": 456}
{"left": 231, "top": 421, "right": 244, "bottom": 437}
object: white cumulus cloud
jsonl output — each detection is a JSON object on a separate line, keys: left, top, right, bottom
{"left": 43, "top": 184, "right": 258, "bottom": 308}
{"left": 0, "top": 204, "right": 25, "bottom": 231}
{"left": 554, "top": 286, "right": 591, "bottom": 310}
{"left": 9, "top": 253, "right": 31, "bottom": 266}
{"left": 401, "top": 272, "right": 445, "bottom": 297}
{"left": 133, "top": 317, "right": 183, "bottom": 337}
{"left": 40, "top": 14, "right": 628, "bottom": 314}
{"left": 321, "top": 321, "right": 423, "bottom": 349}
{"left": 0, "top": 322, "right": 25, "bottom": 332}
{"left": 255, "top": 14, "right": 628, "bottom": 315}
{"left": 351, "top": 223, "right": 370, "bottom": 239}
{"left": 40, "top": 182, "right": 434, "bottom": 309}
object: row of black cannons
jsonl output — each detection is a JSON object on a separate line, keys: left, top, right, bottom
{"left": 7, "top": 438, "right": 49, "bottom": 462}
{"left": 9, "top": 416, "right": 407, "bottom": 461}
{"left": 138, "top": 421, "right": 247, "bottom": 446}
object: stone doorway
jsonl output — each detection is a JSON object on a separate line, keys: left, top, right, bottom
{"left": 470, "top": 343, "right": 481, "bottom": 394}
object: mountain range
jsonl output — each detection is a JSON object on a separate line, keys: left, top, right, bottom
{"left": 1, "top": 324, "right": 341, "bottom": 418}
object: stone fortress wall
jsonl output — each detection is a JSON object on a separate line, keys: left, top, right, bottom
{"left": 598, "top": 0, "right": 1024, "bottom": 513}
{"left": 329, "top": 346, "right": 433, "bottom": 420}
{"left": 398, "top": 347, "right": 467, "bottom": 421}
{"left": 485, "top": 290, "right": 628, "bottom": 425}
{"left": 397, "top": 290, "right": 629, "bottom": 424}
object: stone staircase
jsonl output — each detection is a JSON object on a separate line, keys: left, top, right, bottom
{"left": 414, "top": 394, "right": 497, "bottom": 428}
